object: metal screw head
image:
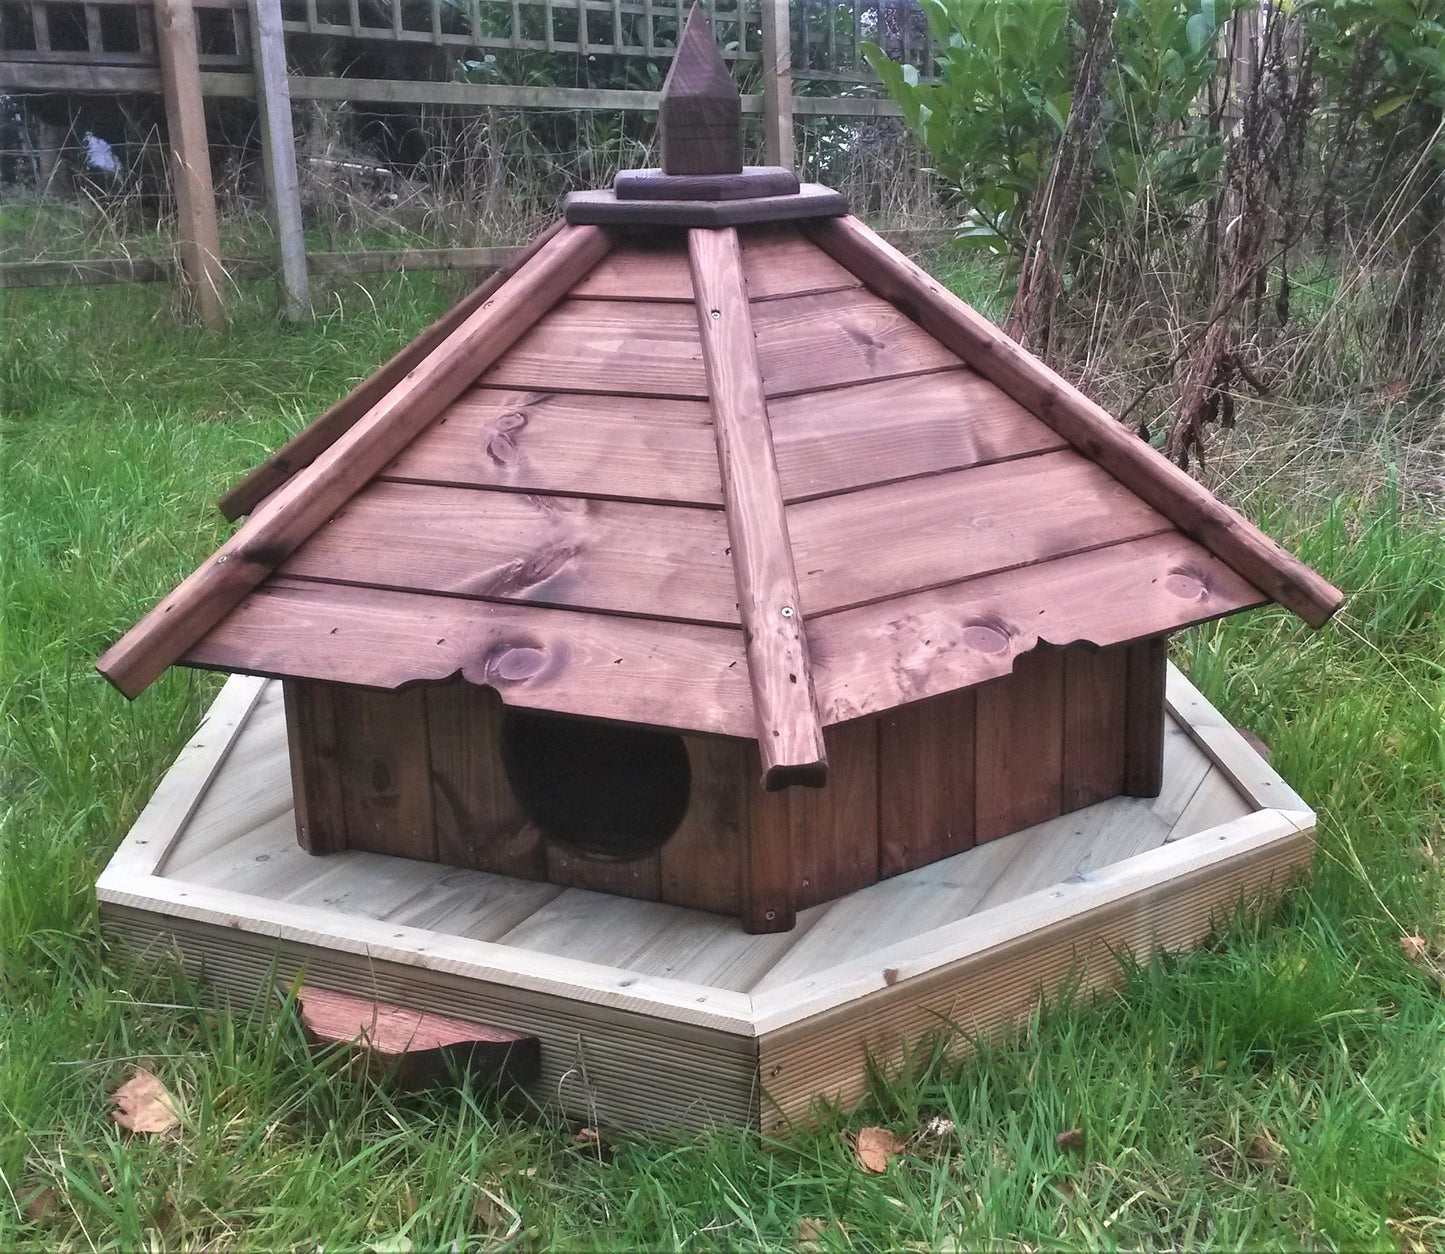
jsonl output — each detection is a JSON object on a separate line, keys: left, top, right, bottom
{"left": 710, "top": 308, "right": 721, "bottom": 320}
{"left": 780, "top": 606, "right": 795, "bottom": 618}
{"left": 765, "top": 910, "right": 776, "bottom": 921}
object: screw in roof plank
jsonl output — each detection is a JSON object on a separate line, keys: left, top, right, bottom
{"left": 659, "top": 2, "right": 743, "bottom": 177}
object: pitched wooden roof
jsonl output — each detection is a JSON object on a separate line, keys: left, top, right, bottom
{"left": 98, "top": 212, "right": 1342, "bottom": 789}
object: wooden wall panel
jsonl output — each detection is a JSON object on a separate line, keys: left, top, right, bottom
{"left": 545, "top": 846, "right": 662, "bottom": 901}
{"left": 332, "top": 686, "right": 437, "bottom": 860}
{"left": 659, "top": 736, "right": 749, "bottom": 916}
{"left": 975, "top": 647, "right": 1065, "bottom": 843}
{"left": 1124, "top": 636, "right": 1169, "bottom": 797}
{"left": 424, "top": 682, "right": 544, "bottom": 879}
{"left": 1062, "top": 647, "right": 1128, "bottom": 811}
{"left": 879, "top": 689, "right": 976, "bottom": 877}
{"left": 283, "top": 680, "right": 347, "bottom": 854}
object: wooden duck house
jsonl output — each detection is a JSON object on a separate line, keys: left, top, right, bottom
{"left": 96, "top": 9, "right": 1341, "bottom": 1128}
{"left": 98, "top": 8, "right": 1340, "bottom": 939}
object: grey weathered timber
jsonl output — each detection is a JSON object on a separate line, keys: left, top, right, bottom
{"left": 155, "top": 0, "right": 224, "bottom": 328}
{"left": 759, "top": 0, "right": 794, "bottom": 168}
{"left": 249, "top": 0, "right": 309, "bottom": 319}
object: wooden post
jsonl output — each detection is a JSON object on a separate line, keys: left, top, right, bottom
{"left": 249, "top": 0, "right": 310, "bottom": 320}
{"left": 759, "top": 0, "right": 794, "bottom": 170}
{"left": 659, "top": 2, "right": 743, "bottom": 175}
{"left": 155, "top": 0, "right": 224, "bottom": 329}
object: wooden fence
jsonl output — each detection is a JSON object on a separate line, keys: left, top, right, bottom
{"left": 0, "top": 0, "right": 929, "bottom": 322}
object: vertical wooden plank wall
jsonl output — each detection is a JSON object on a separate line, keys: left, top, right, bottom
{"left": 154, "top": 0, "right": 224, "bottom": 328}
{"left": 283, "top": 680, "right": 347, "bottom": 853}
{"left": 249, "top": 0, "right": 310, "bottom": 319}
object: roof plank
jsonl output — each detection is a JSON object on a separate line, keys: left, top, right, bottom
{"left": 97, "top": 223, "right": 615, "bottom": 700}
{"left": 281, "top": 481, "right": 739, "bottom": 624}
{"left": 770, "top": 369, "right": 1067, "bottom": 502}
{"left": 804, "top": 214, "right": 1345, "bottom": 628}
{"left": 789, "top": 450, "right": 1174, "bottom": 616}
{"left": 184, "top": 578, "right": 755, "bottom": 737}
{"left": 381, "top": 387, "right": 723, "bottom": 505}
{"left": 807, "top": 531, "right": 1267, "bottom": 725}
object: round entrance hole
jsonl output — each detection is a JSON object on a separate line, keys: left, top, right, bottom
{"left": 500, "top": 709, "right": 692, "bottom": 860}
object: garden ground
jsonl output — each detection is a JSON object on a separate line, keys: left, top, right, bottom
{"left": 2, "top": 267, "right": 1443, "bottom": 1250}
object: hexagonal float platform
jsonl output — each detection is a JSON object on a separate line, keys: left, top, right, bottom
{"left": 98, "top": 664, "right": 1313, "bottom": 1133}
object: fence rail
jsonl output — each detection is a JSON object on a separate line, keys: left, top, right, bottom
{"left": 0, "top": 0, "right": 927, "bottom": 318}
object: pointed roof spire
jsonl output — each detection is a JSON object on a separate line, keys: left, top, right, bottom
{"left": 659, "top": 3, "right": 743, "bottom": 176}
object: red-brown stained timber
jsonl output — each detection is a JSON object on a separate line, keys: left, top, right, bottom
{"left": 217, "top": 219, "right": 565, "bottom": 520}
{"left": 545, "top": 845, "right": 663, "bottom": 901}
{"left": 975, "top": 646, "right": 1065, "bottom": 843}
{"left": 770, "top": 370, "right": 1066, "bottom": 502}
{"left": 331, "top": 685, "right": 437, "bottom": 860}
{"left": 788, "top": 450, "right": 1172, "bottom": 617}
{"left": 615, "top": 166, "right": 799, "bottom": 201}
{"left": 739, "top": 228, "right": 861, "bottom": 301}
{"left": 658, "top": 736, "right": 749, "bottom": 916}
{"left": 380, "top": 388, "right": 723, "bottom": 506}
{"left": 1123, "top": 635, "right": 1169, "bottom": 797}
{"left": 807, "top": 531, "right": 1266, "bottom": 726}
{"left": 280, "top": 482, "right": 739, "bottom": 625}
{"left": 688, "top": 225, "right": 828, "bottom": 789}
{"left": 878, "top": 688, "right": 976, "bottom": 877}
{"left": 1061, "top": 646, "right": 1129, "bottom": 810}
{"left": 803, "top": 215, "right": 1345, "bottom": 629}
{"left": 96, "top": 223, "right": 614, "bottom": 700}
{"left": 296, "top": 984, "right": 541, "bottom": 1090}
{"left": 283, "top": 680, "right": 348, "bottom": 854}
{"left": 182, "top": 577, "right": 755, "bottom": 738}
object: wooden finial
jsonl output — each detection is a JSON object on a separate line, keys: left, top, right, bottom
{"left": 660, "top": 3, "right": 743, "bottom": 176}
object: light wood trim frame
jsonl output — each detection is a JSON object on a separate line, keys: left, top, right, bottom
{"left": 802, "top": 215, "right": 1345, "bottom": 629}
{"left": 98, "top": 223, "right": 613, "bottom": 697}
{"left": 688, "top": 226, "right": 827, "bottom": 789}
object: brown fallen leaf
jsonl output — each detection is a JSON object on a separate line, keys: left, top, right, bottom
{"left": 21, "top": 1186, "right": 56, "bottom": 1224}
{"left": 797, "top": 1217, "right": 847, "bottom": 1249}
{"left": 1401, "top": 935, "right": 1429, "bottom": 960}
{"left": 1055, "top": 1128, "right": 1085, "bottom": 1152}
{"left": 1245, "top": 1129, "right": 1283, "bottom": 1167}
{"left": 109, "top": 1069, "right": 180, "bottom": 1135}
{"left": 852, "top": 1126, "right": 905, "bottom": 1174}
{"left": 572, "top": 1126, "right": 600, "bottom": 1147}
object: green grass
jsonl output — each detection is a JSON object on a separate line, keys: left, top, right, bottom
{"left": 2, "top": 278, "right": 1443, "bottom": 1251}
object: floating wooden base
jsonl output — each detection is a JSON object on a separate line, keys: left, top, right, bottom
{"left": 97, "top": 666, "right": 1313, "bottom": 1134}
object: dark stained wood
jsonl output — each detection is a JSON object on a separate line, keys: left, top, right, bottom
{"left": 332, "top": 685, "right": 437, "bottom": 859}
{"left": 688, "top": 226, "right": 828, "bottom": 788}
{"left": 788, "top": 450, "right": 1172, "bottom": 616}
{"left": 975, "top": 646, "right": 1065, "bottom": 843}
{"left": 563, "top": 184, "right": 848, "bottom": 228}
{"left": 659, "top": 3, "right": 743, "bottom": 176}
{"left": 282, "top": 679, "right": 348, "bottom": 854}
{"left": 741, "top": 745, "right": 795, "bottom": 932}
{"left": 296, "top": 984, "right": 541, "bottom": 1089}
{"left": 803, "top": 214, "right": 1345, "bottom": 628}
{"left": 482, "top": 299, "right": 707, "bottom": 399}
{"left": 98, "top": 224, "right": 614, "bottom": 700}
{"left": 1123, "top": 636, "right": 1169, "bottom": 797}
{"left": 217, "top": 219, "right": 565, "bottom": 520}
{"left": 281, "top": 481, "right": 739, "bottom": 625}
{"left": 878, "top": 688, "right": 976, "bottom": 877}
{"left": 381, "top": 388, "right": 722, "bottom": 506}
{"left": 182, "top": 578, "right": 756, "bottom": 739}
{"left": 787, "top": 717, "right": 879, "bottom": 909}
{"left": 808, "top": 531, "right": 1267, "bottom": 727}
{"left": 1062, "top": 646, "right": 1128, "bottom": 811}
{"left": 545, "top": 845, "right": 663, "bottom": 901}
{"left": 739, "top": 227, "right": 862, "bottom": 302}
{"left": 659, "top": 735, "right": 749, "bottom": 916}
{"left": 616, "top": 166, "right": 799, "bottom": 201}
{"left": 424, "top": 681, "right": 544, "bottom": 878}
{"left": 770, "top": 370, "right": 1066, "bottom": 502}
{"left": 751, "top": 286, "right": 959, "bottom": 398}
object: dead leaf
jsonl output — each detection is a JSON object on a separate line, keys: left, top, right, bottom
{"left": 21, "top": 1186, "right": 56, "bottom": 1224}
{"left": 797, "top": 1217, "right": 847, "bottom": 1249}
{"left": 1401, "top": 935, "right": 1429, "bottom": 960}
{"left": 109, "top": 1069, "right": 180, "bottom": 1134}
{"left": 1055, "top": 1128, "right": 1085, "bottom": 1152}
{"left": 852, "top": 1126, "right": 905, "bottom": 1174}
{"left": 1245, "top": 1129, "right": 1283, "bottom": 1166}
{"left": 572, "top": 1126, "right": 600, "bottom": 1147}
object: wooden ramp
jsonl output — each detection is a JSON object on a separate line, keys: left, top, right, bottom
{"left": 97, "top": 665, "right": 1313, "bottom": 1132}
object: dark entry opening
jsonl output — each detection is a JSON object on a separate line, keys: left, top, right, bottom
{"left": 501, "top": 710, "right": 691, "bottom": 860}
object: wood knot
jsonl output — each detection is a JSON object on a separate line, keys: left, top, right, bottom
{"left": 1164, "top": 570, "right": 1210, "bottom": 601}
{"left": 489, "top": 646, "right": 551, "bottom": 682}
{"left": 485, "top": 410, "right": 528, "bottom": 465}
{"left": 960, "top": 623, "right": 1010, "bottom": 655}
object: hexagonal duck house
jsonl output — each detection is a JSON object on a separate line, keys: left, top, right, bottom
{"left": 95, "top": 8, "right": 1341, "bottom": 1129}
